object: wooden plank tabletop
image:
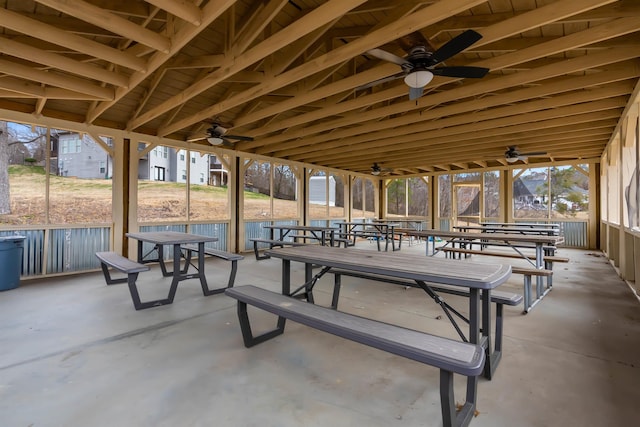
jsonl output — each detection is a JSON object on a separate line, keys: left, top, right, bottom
{"left": 398, "top": 229, "right": 562, "bottom": 245}
{"left": 479, "top": 222, "right": 560, "bottom": 228}
{"left": 126, "top": 231, "right": 218, "bottom": 245}
{"left": 262, "top": 225, "right": 336, "bottom": 231}
{"left": 265, "top": 245, "right": 512, "bottom": 290}
{"left": 453, "top": 225, "right": 559, "bottom": 235}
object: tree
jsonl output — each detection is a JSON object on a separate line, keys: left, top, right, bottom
{"left": 408, "top": 177, "right": 428, "bottom": 216}
{"left": 439, "top": 174, "right": 451, "bottom": 217}
{"left": 273, "top": 164, "right": 296, "bottom": 200}
{"left": 387, "top": 179, "right": 406, "bottom": 215}
{"left": 536, "top": 166, "right": 582, "bottom": 213}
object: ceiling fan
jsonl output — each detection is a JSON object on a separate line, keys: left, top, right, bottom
{"left": 371, "top": 163, "right": 393, "bottom": 176}
{"left": 505, "top": 146, "right": 547, "bottom": 163}
{"left": 205, "top": 124, "right": 254, "bottom": 147}
{"left": 360, "top": 29, "right": 490, "bottom": 100}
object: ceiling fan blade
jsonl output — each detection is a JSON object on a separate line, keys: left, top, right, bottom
{"left": 223, "top": 139, "right": 236, "bottom": 147}
{"left": 356, "top": 72, "right": 406, "bottom": 91}
{"left": 366, "top": 48, "right": 408, "bottom": 66}
{"left": 431, "top": 29, "right": 483, "bottom": 64}
{"left": 431, "top": 65, "right": 489, "bottom": 78}
{"left": 520, "top": 151, "right": 547, "bottom": 156}
{"left": 408, "top": 86, "right": 424, "bottom": 100}
{"left": 186, "top": 135, "right": 207, "bottom": 142}
{"left": 397, "top": 31, "right": 430, "bottom": 53}
{"left": 224, "top": 134, "right": 254, "bottom": 141}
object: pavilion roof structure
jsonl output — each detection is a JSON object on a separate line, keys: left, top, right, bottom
{"left": 0, "top": 0, "right": 639, "bottom": 176}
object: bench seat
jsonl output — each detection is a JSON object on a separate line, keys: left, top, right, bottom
{"left": 440, "top": 247, "right": 567, "bottom": 265}
{"left": 438, "top": 247, "right": 564, "bottom": 309}
{"left": 95, "top": 251, "right": 170, "bottom": 311}
{"left": 331, "top": 237, "right": 353, "bottom": 247}
{"left": 181, "top": 245, "right": 244, "bottom": 294}
{"left": 249, "top": 238, "right": 306, "bottom": 260}
{"left": 329, "top": 269, "right": 522, "bottom": 307}
{"left": 328, "top": 268, "right": 519, "bottom": 378}
{"left": 510, "top": 267, "right": 553, "bottom": 313}
{"left": 225, "top": 285, "right": 484, "bottom": 427}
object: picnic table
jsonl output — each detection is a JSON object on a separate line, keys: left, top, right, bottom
{"left": 123, "top": 231, "right": 220, "bottom": 308}
{"left": 262, "top": 224, "right": 338, "bottom": 246}
{"left": 400, "top": 229, "right": 564, "bottom": 303}
{"left": 264, "top": 245, "right": 512, "bottom": 379}
{"left": 453, "top": 224, "right": 560, "bottom": 236}
{"left": 336, "top": 221, "right": 402, "bottom": 251}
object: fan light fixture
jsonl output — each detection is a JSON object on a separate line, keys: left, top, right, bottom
{"left": 505, "top": 156, "right": 519, "bottom": 163}
{"left": 207, "top": 125, "right": 226, "bottom": 145}
{"left": 207, "top": 136, "right": 224, "bottom": 145}
{"left": 404, "top": 69, "right": 433, "bottom": 88}
{"left": 371, "top": 169, "right": 381, "bottom": 176}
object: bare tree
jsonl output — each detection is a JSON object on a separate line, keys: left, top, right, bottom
{"left": 0, "top": 121, "right": 9, "bottom": 214}
{"left": 0, "top": 121, "right": 48, "bottom": 214}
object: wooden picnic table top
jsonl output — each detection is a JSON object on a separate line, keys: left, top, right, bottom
{"left": 398, "top": 229, "right": 563, "bottom": 245}
{"left": 337, "top": 221, "right": 402, "bottom": 228}
{"left": 262, "top": 224, "right": 337, "bottom": 232}
{"left": 453, "top": 225, "right": 559, "bottom": 235}
{"left": 479, "top": 222, "right": 560, "bottom": 229}
{"left": 265, "top": 245, "right": 512, "bottom": 290}
{"left": 126, "top": 231, "right": 218, "bottom": 245}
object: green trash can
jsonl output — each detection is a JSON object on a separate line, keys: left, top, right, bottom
{"left": 0, "top": 236, "right": 25, "bottom": 291}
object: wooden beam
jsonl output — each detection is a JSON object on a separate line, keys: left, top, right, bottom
{"left": 300, "top": 101, "right": 625, "bottom": 165}
{"left": 131, "top": 0, "right": 371, "bottom": 133}
{"left": 318, "top": 117, "right": 619, "bottom": 166}
{"left": 234, "top": 0, "right": 289, "bottom": 55}
{"left": 34, "top": 0, "right": 171, "bottom": 52}
{"left": 246, "top": 16, "right": 640, "bottom": 145}
{"left": 0, "top": 36, "right": 129, "bottom": 87}
{"left": 86, "top": 0, "right": 237, "bottom": 123}
{"left": 154, "top": 0, "right": 486, "bottom": 136}
{"left": 249, "top": 46, "right": 639, "bottom": 149}
{"left": 144, "top": 0, "right": 203, "bottom": 25}
{"left": 0, "top": 8, "right": 145, "bottom": 71}
{"left": 0, "top": 77, "right": 106, "bottom": 100}
{"left": 0, "top": 58, "right": 114, "bottom": 100}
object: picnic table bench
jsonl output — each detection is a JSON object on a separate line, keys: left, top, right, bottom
{"left": 225, "top": 285, "right": 484, "bottom": 427}
{"left": 180, "top": 245, "right": 244, "bottom": 294}
{"left": 95, "top": 251, "right": 162, "bottom": 310}
{"left": 438, "top": 247, "right": 567, "bottom": 312}
{"left": 329, "top": 268, "right": 521, "bottom": 359}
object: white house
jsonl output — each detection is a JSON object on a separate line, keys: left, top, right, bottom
{"left": 309, "top": 175, "right": 336, "bottom": 206}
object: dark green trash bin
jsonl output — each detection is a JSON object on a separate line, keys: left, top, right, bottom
{"left": 0, "top": 236, "right": 25, "bottom": 291}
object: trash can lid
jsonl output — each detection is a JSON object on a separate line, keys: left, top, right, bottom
{"left": 0, "top": 236, "right": 26, "bottom": 242}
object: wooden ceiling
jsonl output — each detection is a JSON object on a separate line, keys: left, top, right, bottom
{"left": 1, "top": 0, "right": 639, "bottom": 176}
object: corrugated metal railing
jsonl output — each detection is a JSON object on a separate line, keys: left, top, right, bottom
{"left": 48, "top": 227, "right": 111, "bottom": 273}
{"left": 1, "top": 227, "right": 110, "bottom": 276}
{"left": 556, "top": 221, "right": 587, "bottom": 247}
{"left": 3, "top": 222, "right": 229, "bottom": 278}
{"left": 2, "top": 217, "right": 588, "bottom": 280}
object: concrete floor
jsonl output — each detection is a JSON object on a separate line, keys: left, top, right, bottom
{"left": 1, "top": 241, "right": 639, "bottom": 427}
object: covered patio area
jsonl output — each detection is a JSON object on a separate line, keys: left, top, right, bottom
{"left": 2, "top": 243, "right": 638, "bottom": 427}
